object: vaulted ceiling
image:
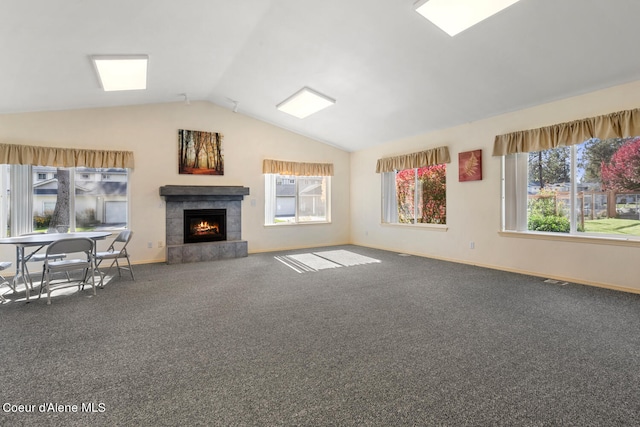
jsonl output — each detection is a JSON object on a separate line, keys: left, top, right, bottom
{"left": 2, "top": 0, "right": 640, "bottom": 152}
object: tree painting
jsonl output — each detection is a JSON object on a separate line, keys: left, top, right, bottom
{"left": 178, "top": 129, "right": 224, "bottom": 175}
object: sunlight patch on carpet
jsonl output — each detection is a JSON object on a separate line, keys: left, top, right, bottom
{"left": 313, "top": 250, "right": 382, "bottom": 267}
{"left": 275, "top": 250, "right": 380, "bottom": 273}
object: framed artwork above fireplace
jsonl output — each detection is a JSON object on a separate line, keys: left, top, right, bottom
{"left": 178, "top": 129, "right": 224, "bottom": 175}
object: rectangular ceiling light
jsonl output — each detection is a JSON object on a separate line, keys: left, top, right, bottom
{"left": 91, "top": 54, "right": 149, "bottom": 91}
{"left": 276, "top": 87, "right": 335, "bottom": 119}
{"left": 415, "top": 0, "right": 522, "bottom": 37}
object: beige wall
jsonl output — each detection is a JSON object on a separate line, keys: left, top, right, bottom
{"left": 350, "top": 80, "right": 640, "bottom": 292}
{"left": 0, "top": 101, "right": 351, "bottom": 263}
{"left": 2, "top": 81, "right": 638, "bottom": 292}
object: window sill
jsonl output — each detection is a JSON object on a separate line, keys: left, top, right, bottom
{"left": 498, "top": 230, "right": 640, "bottom": 248}
{"left": 264, "top": 221, "right": 332, "bottom": 227}
{"left": 381, "top": 222, "right": 448, "bottom": 232}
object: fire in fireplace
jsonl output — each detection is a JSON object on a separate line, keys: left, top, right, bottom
{"left": 184, "top": 209, "right": 226, "bottom": 243}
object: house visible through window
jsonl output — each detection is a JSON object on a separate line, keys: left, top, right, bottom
{"left": 265, "top": 174, "right": 330, "bottom": 224}
{"left": 381, "top": 165, "right": 447, "bottom": 225}
{"left": 0, "top": 165, "right": 129, "bottom": 236}
{"left": 503, "top": 136, "right": 640, "bottom": 237}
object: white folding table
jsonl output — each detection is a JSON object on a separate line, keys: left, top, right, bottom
{"left": 0, "top": 231, "right": 112, "bottom": 302}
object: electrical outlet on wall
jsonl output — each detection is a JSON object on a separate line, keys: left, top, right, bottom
{"left": 147, "top": 242, "right": 152, "bottom": 249}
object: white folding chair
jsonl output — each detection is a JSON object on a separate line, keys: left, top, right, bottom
{"left": 38, "top": 237, "right": 96, "bottom": 305}
{"left": 21, "top": 232, "right": 70, "bottom": 286}
{"left": 95, "top": 230, "right": 135, "bottom": 288}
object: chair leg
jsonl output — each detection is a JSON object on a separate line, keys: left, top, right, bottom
{"left": 99, "top": 259, "right": 118, "bottom": 288}
{"left": 96, "top": 255, "right": 134, "bottom": 287}
{"left": 115, "top": 256, "right": 134, "bottom": 281}
{"left": 113, "top": 256, "right": 134, "bottom": 281}
{"left": 90, "top": 265, "right": 96, "bottom": 296}
{"left": 125, "top": 256, "right": 135, "bottom": 280}
{"left": 45, "top": 270, "right": 51, "bottom": 305}
{"left": 23, "top": 262, "right": 36, "bottom": 291}
{"left": 38, "top": 267, "right": 45, "bottom": 300}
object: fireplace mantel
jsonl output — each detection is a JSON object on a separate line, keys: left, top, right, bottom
{"left": 159, "top": 185, "right": 250, "bottom": 200}
{"left": 160, "top": 185, "right": 250, "bottom": 264}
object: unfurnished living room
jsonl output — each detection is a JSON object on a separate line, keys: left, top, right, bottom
{"left": 1, "top": 1, "right": 639, "bottom": 426}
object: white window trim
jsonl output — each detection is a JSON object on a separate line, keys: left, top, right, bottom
{"left": 3, "top": 165, "right": 129, "bottom": 236}
{"left": 498, "top": 229, "right": 640, "bottom": 248}
{"left": 380, "top": 168, "right": 447, "bottom": 227}
{"left": 381, "top": 222, "right": 448, "bottom": 231}
{"left": 500, "top": 154, "right": 640, "bottom": 245}
{"left": 264, "top": 174, "right": 331, "bottom": 226}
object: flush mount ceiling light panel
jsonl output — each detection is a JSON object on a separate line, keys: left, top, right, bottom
{"left": 415, "top": 0, "right": 522, "bottom": 37}
{"left": 276, "top": 87, "right": 336, "bottom": 119}
{"left": 91, "top": 54, "right": 149, "bottom": 91}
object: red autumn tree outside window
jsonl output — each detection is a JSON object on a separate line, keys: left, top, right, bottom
{"left": 601, "top": 136, "right": 640, "bottom": 191}
{"left": 396, "top": 165, "right": 446, "bottom": 224}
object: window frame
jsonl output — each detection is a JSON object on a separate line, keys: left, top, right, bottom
{"left": 264, "top": 173, "right": 331, "bottom": 226}
{"left": 380, "top": 165, "right": 447, "bottom": 229}
{"left": 0, "top": 164, "right": 130, "bottom": 237}
{"left": 501, "top": 142, "right": 640, "bottom": 245}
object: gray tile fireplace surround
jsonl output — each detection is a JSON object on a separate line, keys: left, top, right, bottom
{"left": 159, "top": 185, "right": 250, "bottom": 264}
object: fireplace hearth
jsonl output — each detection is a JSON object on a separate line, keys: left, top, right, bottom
{"left": 184, "top": 209, "right": 226, "bottom": 243}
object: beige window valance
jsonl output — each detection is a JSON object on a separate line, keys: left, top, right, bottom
{"left": 263, "top": 159, "right": 334, "bottom": 176}
{"left": 375, "top": 146, "right": 450, "bottom": 173}
{"left": 493, "top": 107, "right": 640, "bottom": 156}
{"left": 0, "top": 143, "right": 134, "bottom": 169}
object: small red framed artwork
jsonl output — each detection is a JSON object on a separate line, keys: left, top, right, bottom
{"left": 458, "top": 149, "right": 482, "bottom": 182}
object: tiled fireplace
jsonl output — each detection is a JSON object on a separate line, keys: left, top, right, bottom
{"left": 159, "top": 185, "right": 250, "bottom": 264}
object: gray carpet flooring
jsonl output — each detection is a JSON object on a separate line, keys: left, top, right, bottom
{"left": 1, "top": 245, "right": 639, "bottom": 426}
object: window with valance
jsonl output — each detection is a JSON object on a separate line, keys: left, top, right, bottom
{"left": 376, "top": 146, "right": 450, "bottom": 225}
{"left": 0, "top": 143, "right": 134, "bottom": 236}
{"left": 263, "top": 159, "right": 333, "bottom": 225}
{"left": 495, "top": 107, "right": 640, "bottom": 239}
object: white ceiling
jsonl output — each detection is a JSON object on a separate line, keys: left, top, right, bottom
{"left": 2, "top": 0, "right": 640, "bottom": 152}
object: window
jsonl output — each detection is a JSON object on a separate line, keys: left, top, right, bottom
{"left": 503, "top": 136, "right": 640, "bottom": 238}
{"left": 0, "top": 165, "right": 129, "bottom": 237}
{"left": 381, "top": 164, "right": 447, "bottom": 225}
{"left": 265, "top": 174, "right": 330, "bottom": 224}
{"left": 37, "top": 173, "right": 47, "bottom": 180}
